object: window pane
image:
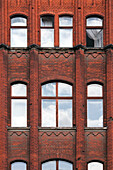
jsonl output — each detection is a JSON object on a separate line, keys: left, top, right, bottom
{"left": 42, "top": 83, "right": 56, "bottom": 96}
{"left": 41, "top": 29, "right": 54, "bottom": 47}
{"left": 11, "top": 162, "right": 27, "bottom": 170}
{"left": 58, "top": 83, "right": 72, "bottom": 97}
{"left": 11, "top": 99, "right": 27, "bottom": 127}
{"left": 42, "top": 100, "right": 56, "bottom": 127}
{"left": 11, "top": 28, "right": 27, "bottom": 47}
{"left": 88, "top": 84, "right": 102, "bottom": 97}
{"left": 42, "top": 161, "right": 56, "bottom": 170}
{"left": 88, "top": 162, "right": 103, "bottom": 170}
{"left": 59, "top": 160, "right": 73, "bottom": 170}
{"left": 58, "top": 100, "right": 72, "bottom": 127}
{"left": 12, "top": 84, "right": 27, "bottom": 97}
{"left": 87, "top": 99, "right": 103, "bottom": 127}
{"left": 59, "top": 29, "right": 73, "bottom": 47}
{"left": 41, "top": 16, "right": 54, "bottom": 27}
{"left": 87, "top": 17, "right": 103, "bottom": 26}
{"left": 59, "top": 16, "right": 73, "bottom": 26}
{"left": 86, "top": 29, "right": 103, "bottom": 47}
{"left": 11, "top": 17, "right": 27, "bottom": 26}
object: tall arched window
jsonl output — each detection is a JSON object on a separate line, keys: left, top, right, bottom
{"left": 41, "top": 82, "right": 73, "bottom": 127}
{"left": 11, "top": 83, "right": 27, "bottom": 127}
{"left": 86, "top": 16, "right": 103, "bottom": 47}
{"left": 11, "top": 161, "right": 27, "bottom": 170}
{"left": 88, "top": 162, "right": 103, "bottom": 170}
{"left": 87, "top": 84, "right": 103, "bottom": 127}
{"left": 59, "top": 16, "right": 73, "bottom": 47}
{"left": 42, "top": 160, "right": 73, "bottom": 170}
{"left": 40, "top": 15, "right": 54, "bottom": 47}
{"left": 10, "top": 16, "right": 27, "bottom": 47}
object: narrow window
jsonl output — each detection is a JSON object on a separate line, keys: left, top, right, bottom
{"left": 11, "top": 162, "right": 27, "bottom": 170}
{"left": 86, "top": 17, "right": 103, "bottom": 47}
{"left": 11, "top": 83, "right": 27, "bottom": 127}
{"left": 59, "top": 16, "right": 73, "bottom": 47}
{"left": 88, "top": 162, "right": 103, "bottom": 170}
{"left": 41, "top": 82, "right": 72, "bottom": 127}
{"left": 41, "top": 15, "right": 54, "bottom": 47}
{"left": 42, "top": 160, "right": 73, "bottom": 170}
{"left": 87, "top": 84, "right": 103, "bottom": 127}
{"left": 11, "top": 16, "right": 27, "bottom": 47}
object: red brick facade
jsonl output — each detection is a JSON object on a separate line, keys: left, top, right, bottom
{"left": 0, "top": 0, "right": 113, "bottom": 169}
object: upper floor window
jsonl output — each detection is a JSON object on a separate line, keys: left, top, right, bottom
{"left": 59, "top": 16, "right": 73, "bottom": 47}
{"left": 11, "top": 83, "right": 27, "bottom": 127}
{"left": 87, "top": 84, "right": 103, "bottom": 127}
{"left": 41, "top": 15, "right": 54, "bottom": 47}
{"left": 88, "top": 162, "right": 103, "bottom": 170}
{"left": 86, "top": 17, "right": 103, "bottom": 47}
{"left": 41, "top": 82, "right": 72, "bottom": 127}
{"left": 42, "top": 160, "right": 73, "bottom": 170}
{"left": 11, "top": 16, "right": 27, "bottom": 47}
{"left": 11, "top": 161, "right": 27, "bottom": 170}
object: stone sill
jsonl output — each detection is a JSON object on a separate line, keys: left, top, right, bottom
{"left": 7, "top": 126, "right": 30, "bottom": 131}
{"left": 84, "top": 127, "right": 107, "bottom": 131}
{"left": 38, "top": 127, "right": 76, "bottom": 131}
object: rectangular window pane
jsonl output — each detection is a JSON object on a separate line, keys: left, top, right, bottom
{"left": 11, "top": 29, "right": 27, "bottom": 47}
{"left": 59, "top": 29, "right": 73, "bottom": 47}
{"left": 87, "top": 99, "right": 103, "bottom": 127}
{"left": 42, "top": 100, "right": 56, "bottom": 127}
{"left": 42, "top": 83, "right": 56, "bottom": 96}
{"left": 41, "top": 29, "right": 54, "bottom": 47}
{"left": 59, "top": 17, "right": 73, "bottom": 26}
{"left": 58, "top": 100, "right": 72, "bottom": 127}
{"left": 11, "top": 17, "right": 27, "bottom": 26}
{"left": 88, "top": 162, "right": 103, "bottom": 170}
{"left": 11, "top": 99, "right": 27, "bottom": 127}
{"left": 59, "top": 161, "right": 73, "bottom": 170}
{"left": 41, "top": 17, "right": 54, "bottom": 27}
{"left": 42, "top": 161, "right": 56, "bottom": 170}
{"left": 58, "top": 83, "right": 72, "bottom": 97}
{"left": 12, "top": 84, "right": 27, "bottom": 97}
{"left": 88, "top": 84, "right": 102, "bottom": 97}
{"left": 87, "top": 18, "right": 102, "bottom": 26}
{"left": 11, "top": 162, "right": 26, "bottom": 170}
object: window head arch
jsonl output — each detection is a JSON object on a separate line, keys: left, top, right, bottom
{"left": 11, "top": 83, "right": 27, "bottom": 127}
{"left": 11, "top": 161, "right": 27, "bottom": 170}
{"left": 41, "top": 82, "right": 73, "bottom": 127}
{"left": 10, "top": 16, "right": 27, "bottom": 47}
{"left": 87, "top": 83, "right": 103, "bottom": 127}
{"left": 86, "top": 16, "right": 103, "bottom": 48}
{"left": 88, "top": 161, "right": 103, "bottom": 170}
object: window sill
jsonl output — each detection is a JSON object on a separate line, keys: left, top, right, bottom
{"left": 84, "top": 127, "right": 107, "bottom": 130}
{"left": 7, "top": 126, "right": 30, "bottom": 131}
{"left": 38, "top": 127, "right": 76, "bottom": 131}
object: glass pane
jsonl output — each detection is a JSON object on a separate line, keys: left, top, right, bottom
{"left": 88, "top": 162, "right": 103, "bottom": 170}
{"left": 58, "top": 100, "right": 72, "bottom": 127}
{"left": 12, "top": 84, "right": 27, "bottom": 97}
{"left": 11, "top": 17, "right": 27, "bottom": 26}
{"left": 41, "top": 16, "right": 54, "bottom": 27}
{"left": 11, "top": 28, "right": 27, "bottom": 47}
{"left": 58, "top": 83, "right": 72, "bottom": 97}
{"left": 11, "top": 99, "right": 27, "bottom": 127}
{"left": 87, "top": 99, "right": 103, "bottom": 127}
{"left": 41, "top": 29, "right": 54, "bottom": 47}
{"left": 88, "top": 84, "right": 102, "bottom": 97}
{"left": 59, "top": 160, "right": 73, "bottom": 170}
{"left": 87, "top": 17, "right": 103, "bottom": 26}
{"left": 59, "top": 29, "right": 73, "bottom": 47}
{"left": 42, "top": 100, "right": 56, "bottom": 127}
{"left": 59, "top": 16, "right": 73, "bottom": 26}
{"left": 42, "top": 161, "right": 56, "bottom": 170}
{"left": 11, "top": 162, "right": 26, "bottom": 170}
{"left": 42, "top": 83, "right": 56, "bottom": 96}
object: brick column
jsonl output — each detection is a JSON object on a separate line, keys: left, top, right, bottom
{"left": 106, "top": 48, "right": 113, "bottom": 170}
{"left": 29, "top": 49, "right": 39, "bottom": 169}
{"left": 75, "top": 49, "right": 86, "bottom": 170}
{"left": 0, "top": 49, "right": 8, "bottom": 169}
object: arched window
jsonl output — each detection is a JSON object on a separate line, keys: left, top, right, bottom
{"left": 86, "top": 16, "right": 103, "bottom": 47}
{"left": 10, "top": 16, "right": 27, "bottom": 47}
{"left": 59, "top": 16, "right": 73, "bottom": 47}
{"left": 42, "top": 160, "right": 73, "bottom": 170}
{"left": 11, "top": 83, "right": 27, "bottom": 127}
{"left": 11, "top": 161, "right": 27, "bottom": 170}
{"left": 87, "top": 84, "right": 103, "bottom": 127}
{"left": 40, "top": 15, "right": 54, "bottom": 47}
{"left": 88, "top": 162, "right": 103, "bottom": 170}
{"left": 41, "top": 82, "right": 72, "bottom": 127}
